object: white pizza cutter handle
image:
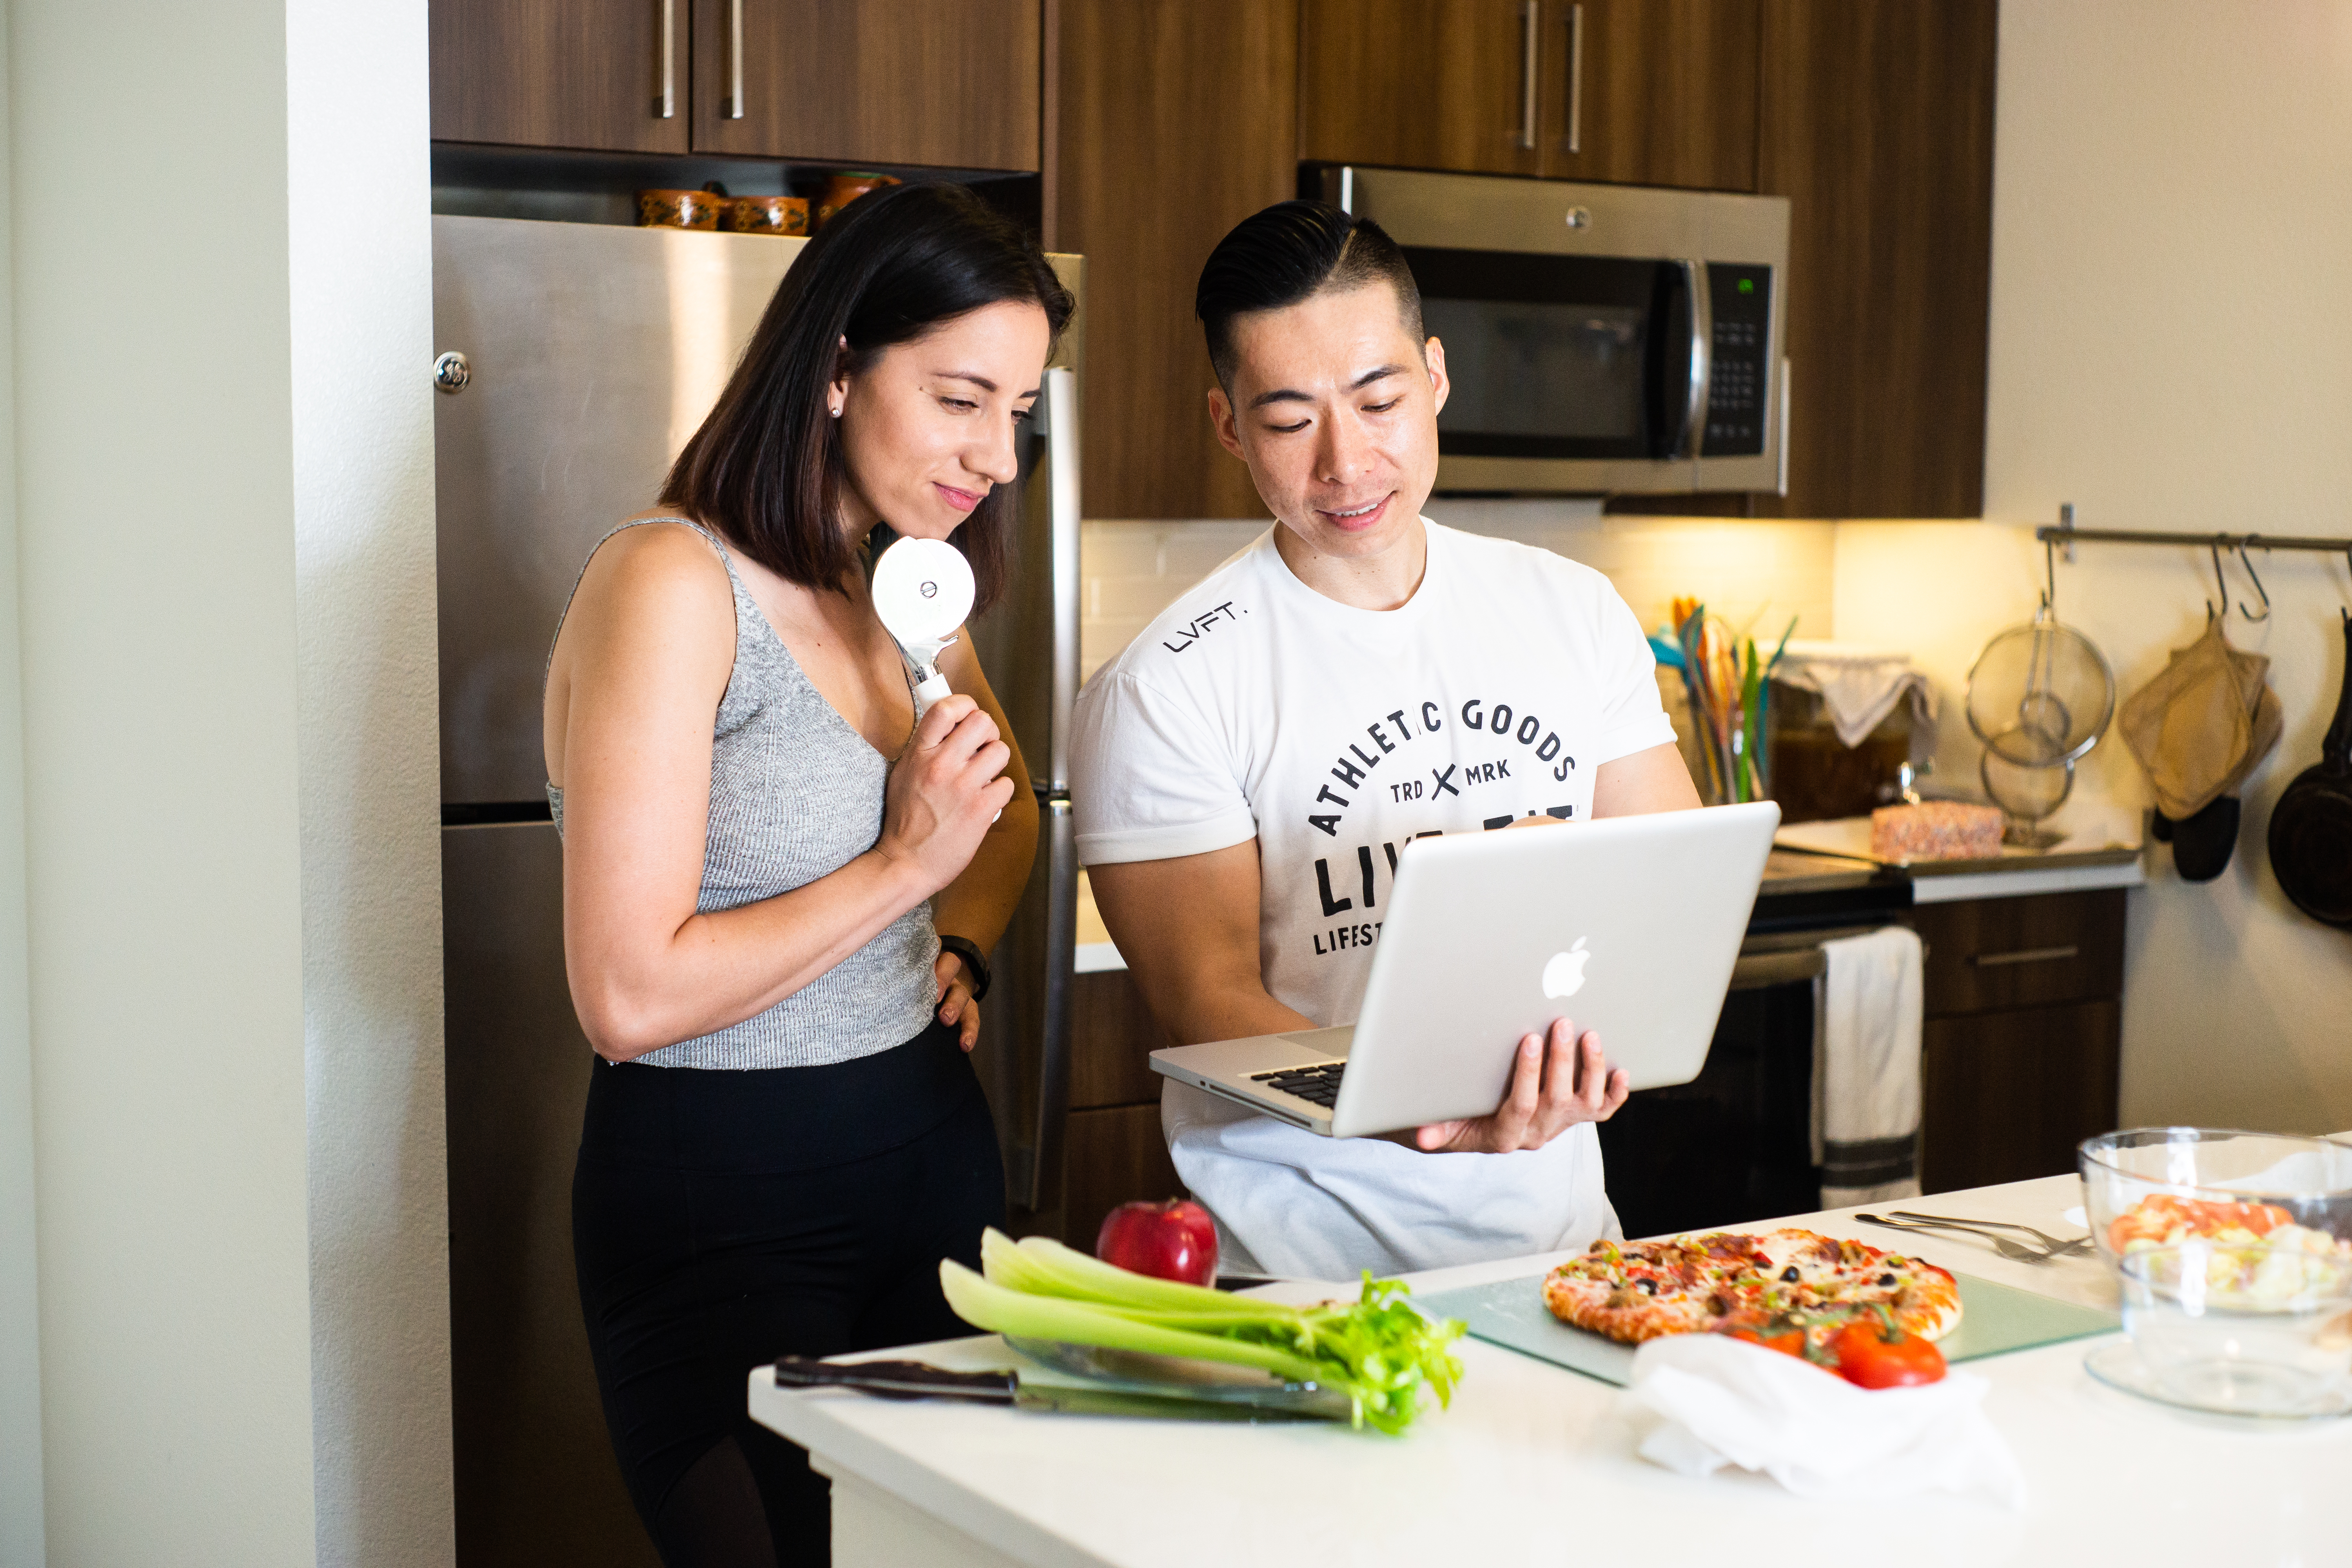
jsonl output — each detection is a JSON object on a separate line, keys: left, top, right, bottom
{"left": 900, "top": 646, "right": 1001, "bottom": 824}
{"left": 910, "top": 669, "right": 954, "bottom": 723}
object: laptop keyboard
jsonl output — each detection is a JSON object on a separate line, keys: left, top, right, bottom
{"left": 1250, "top": 1061, "right": 1345, "bottom": 1107}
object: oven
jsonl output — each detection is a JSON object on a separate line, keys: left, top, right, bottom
{"left": 1595, "top": 924, "right": 1894, "bottom": 1239}
{"left": 1317, "top": 165, "right": 1789, "bottom": 497}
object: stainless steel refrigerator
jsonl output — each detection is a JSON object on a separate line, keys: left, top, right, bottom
{"left": 431, "top": 214, "right": 1083, "bottom": 1566}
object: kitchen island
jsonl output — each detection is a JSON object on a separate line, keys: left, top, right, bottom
{"left": 751, "top": 1172, "right": 2349, "bottom": 1567}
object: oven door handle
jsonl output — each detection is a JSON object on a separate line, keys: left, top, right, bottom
{"left": 1674, "top": 258, "right": 1713, "bottom": 460}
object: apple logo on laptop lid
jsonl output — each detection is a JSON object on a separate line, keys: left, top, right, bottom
{"left": 1541, "top": 938, "right": 1591, "bottom": 1000}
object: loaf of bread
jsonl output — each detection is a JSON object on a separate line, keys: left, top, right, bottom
{"left": 1870, "top": 801, "right": 2005, "bottom": 862}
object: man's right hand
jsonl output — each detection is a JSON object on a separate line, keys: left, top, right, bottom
{"left": 879, "top": 692, "right": 1015, "bottom": 893}
{"left": 1410, "top": 1018, "right": 1630, "bottom": 1154}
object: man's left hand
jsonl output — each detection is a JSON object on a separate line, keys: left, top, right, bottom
{"left": 1412, "top": 1017, "right": 1629, "bottom": 1153}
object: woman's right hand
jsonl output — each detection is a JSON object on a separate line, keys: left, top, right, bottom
{"left": 878, "top": 693, "right": 1017, "bottom": 893}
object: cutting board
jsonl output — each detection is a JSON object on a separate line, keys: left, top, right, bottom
{"left": 1415, "top": 1271, "right": 2118, "bottom": 1387}
{"left": 1774, "top": 813, "right": 2140, "bottom": 870}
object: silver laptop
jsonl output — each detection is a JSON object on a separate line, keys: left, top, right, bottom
{"left": 1149, "top": 802, "right": 1780, "bottom": 1138}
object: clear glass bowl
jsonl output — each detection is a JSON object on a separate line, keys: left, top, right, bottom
{"left": 2115, "top": 1241, "right": 2352, "bottom": 1417}
{"left": 2078, "top": 1128, "right": 2352, "bottom": 1272}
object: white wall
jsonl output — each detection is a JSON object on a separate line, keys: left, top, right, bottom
{"left": 288, "top": 3, "right": 452, "bottom": 1564}
{"left": 0, "top": 13, "right": 40, "bottom": 1563}
{"left": 1837, "top": 0, "right": 2352, "bottom": 1131}
{"left": 13, "top": 1, "right": 449, "bottom": 1562}
{"left": 16, "top": 0, "right": 315, "bottom": 1554}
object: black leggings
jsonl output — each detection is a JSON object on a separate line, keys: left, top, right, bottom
{"left": 572, "top": 1021, "right": 1005, "bottom": 1568}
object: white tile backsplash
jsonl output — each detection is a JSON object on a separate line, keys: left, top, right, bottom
{"left": 1080, "top": 519, "right": 1269, "bottom": 681}
{"left": 1079, "top": 504, "right": 1840, "bottom": 680}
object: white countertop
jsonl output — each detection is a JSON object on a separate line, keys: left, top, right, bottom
{"left": 750, "top": 1172, "right": 2352, "bottom": 1566}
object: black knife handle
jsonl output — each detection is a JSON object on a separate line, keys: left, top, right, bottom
{"left": 771, "top": 1356, "right": 1017, "bottom": 1403}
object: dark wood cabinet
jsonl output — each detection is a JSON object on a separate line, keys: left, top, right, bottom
{"left": 431, "top": 0, "right": 1040, "bottom": 170}
{"left": 1299, "top": 0, "right": 1542, "bottom": 179}
{"left": 1299, "top": 0, "right": 1756, "bottom": 190}
{"left": 1921, "top": 1000, "right": 2123, "bottom": 1195}
{"left": 430, "top": 0, "right": 689, "bottom": 155}
{"left": 1054, "top": 0, "right": 1298, "bottom": 519}
{"left": 690, "top": 0, "right": 1041, "bottom": 170}
{"left": 1542, "top": 0, "right": 1759, "bottom": 190}
{"left": 1058, "top": 968, "right": 1183, "bottom": 1248}
{"left": 1065, "top": 1104, "right": 1185, "bottom": 1256}
{"left": 1913, "top": 889, "right": 2128, "bottom": 1194}
{"left": 1756, "top": 0, "right": 1997, "bottom": 518}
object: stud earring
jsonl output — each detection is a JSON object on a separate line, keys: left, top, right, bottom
{"left": 829, "top": 404, "right": 842, "bottom": 418}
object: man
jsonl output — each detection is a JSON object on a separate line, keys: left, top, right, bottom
{"left": 1068, "top": 201, "right": 1702, "bottom": 1279}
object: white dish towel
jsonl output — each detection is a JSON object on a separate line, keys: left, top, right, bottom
{"left": 1622, "top": 1334, "right": 2027, "bottom": 1508}
{"left": 1773, "top": 642, "right": 1938, "bottom": 747}
{"left": 1813, "top": 925, "right": 1926, "bottom": 1207}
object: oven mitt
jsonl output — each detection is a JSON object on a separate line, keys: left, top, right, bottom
{"left": 2136, "top": 622, "right": 2281, "bottom": 881}
{"left": 2120, "top": 618, "right": 2266, "bottom": 821}
{"left": 2164, "top": 655, "right": 2281, "bottom": 882}
{"left": 2166, "top": 795, "right": 2242, "bottom": 883}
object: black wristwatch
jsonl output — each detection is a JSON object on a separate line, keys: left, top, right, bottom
{"left": 936, "top": 935, "right": 992, "bottom": 1002}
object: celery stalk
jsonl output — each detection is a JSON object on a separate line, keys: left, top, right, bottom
{"left": 944, "top": 1229, "right": 1466, "bottom": 1434}
{"left": 940, "top": 1261, "right": 1321, "bottom": 1380}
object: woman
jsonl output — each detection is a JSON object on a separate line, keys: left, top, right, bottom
{"left": 543, "top": 183, "right": 1071, "bottom": 1567}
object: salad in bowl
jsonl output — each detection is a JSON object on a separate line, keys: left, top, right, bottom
{"left": 2080, "top": 1129, "right": 2352, "bottom": 1276}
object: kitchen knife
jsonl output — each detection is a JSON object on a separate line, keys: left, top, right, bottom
{"left": 770, "top": 1357, "right": 1325, "bottom": 1423}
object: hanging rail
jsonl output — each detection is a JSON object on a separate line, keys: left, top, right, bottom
{"left": 2035, "top": 524, "right": 2352, "bottom": 552}
{"left": 2035, "top": 504, "right": 2352, "bottom": 556}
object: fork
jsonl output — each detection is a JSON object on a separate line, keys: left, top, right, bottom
{"left": 1888, "top": 1210, "right": 2096, "bottom": 1257}
{"left": 1854, "top": 1213, "right": 2060, "bottom": 1264}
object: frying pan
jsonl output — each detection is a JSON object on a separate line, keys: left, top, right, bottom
{"left": 2267, "top": 611, "right": 2352, "bottom": 927}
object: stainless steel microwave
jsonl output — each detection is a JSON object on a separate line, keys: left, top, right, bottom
{"left": 1321, "top": 166, "right": 1790, "bottom": 497}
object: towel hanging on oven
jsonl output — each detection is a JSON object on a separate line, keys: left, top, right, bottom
{"left": 1811, "top": 926, "right": 1926, "bottom": 1207}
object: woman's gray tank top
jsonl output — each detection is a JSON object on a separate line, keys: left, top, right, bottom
{"left": 548, "top": 519, "right": 938, "bottom": 1069}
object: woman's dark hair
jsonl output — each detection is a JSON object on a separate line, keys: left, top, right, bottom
{"left": 1195, "top": 200, "right": 1421, "bottom": 393}
{"left": 662, "top": 182, "right": 1073, "bottom": 613}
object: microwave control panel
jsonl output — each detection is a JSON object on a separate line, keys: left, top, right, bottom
{"left": 1704, "top": 264, "right": 1773, "bottom": 456}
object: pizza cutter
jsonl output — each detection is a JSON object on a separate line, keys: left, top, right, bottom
{"left": 870, "top": 536, "right": 975, "bottom": 722}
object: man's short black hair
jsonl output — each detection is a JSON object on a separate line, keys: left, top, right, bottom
{"left": 1194, "top": 200, "right": 1423, "bottom": 392}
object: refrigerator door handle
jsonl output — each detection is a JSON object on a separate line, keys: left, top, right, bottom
{"left": 1024, "top": 797, "right": 1078, "bottom": 1211}
{"left": 1042, "top": 367, "right": 1081, "bottom": 796}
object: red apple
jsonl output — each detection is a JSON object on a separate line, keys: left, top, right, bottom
{"left": 1094, "top": 1198, "right": 1219, "bottom": 1287}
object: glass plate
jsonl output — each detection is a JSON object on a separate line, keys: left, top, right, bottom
{"left": 2084, "top": 1340, "right": 2352, "bottom": 1423}
{"left": 1003, "top": 1336, "right": 1353, "bottom": 1419}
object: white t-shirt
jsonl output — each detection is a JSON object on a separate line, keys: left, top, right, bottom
{"left": 1070, "top": 520, "right": 1678, "bottom": 1279}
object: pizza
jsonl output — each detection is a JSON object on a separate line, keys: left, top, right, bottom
{"left": 1541, "top": 1227, "right": 1962, "bottom": 1345}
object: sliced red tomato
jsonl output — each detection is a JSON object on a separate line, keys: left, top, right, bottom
{"left": 1828, "top": 1317, "right": 1946, "bottom": 1388}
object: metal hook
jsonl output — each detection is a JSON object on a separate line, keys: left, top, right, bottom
{"left": 2234, "top": 542, "right": 2272, "bottom": 622}
{"left": 2207, "top": 540, "right": 2229, "bottom": 621}
{"left": 2042, "top": 535, "right": 2057, "bottom": 616}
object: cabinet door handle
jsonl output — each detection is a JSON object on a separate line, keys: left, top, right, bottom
{"left": 1565, "top": 2, "right": 1585, "bottom": 154}
{"left": 1518, "top": 0, "right": 1540, "bottom": 151}
{"left": 1969, "top": 945, "right": 2079, "bottom": 968}
{"left": 655, "top": 0, "right": 675, "bottom": 119}
{"left": 725, "top": 0, "right": 745, "bottom": 119}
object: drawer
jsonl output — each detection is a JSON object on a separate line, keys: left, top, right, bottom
{"left": 1068, "top": 968, "right": 1172, "bottom": 1110}
{"left": 1909, "top": 888, "right": 2125, "bottom": 1016}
